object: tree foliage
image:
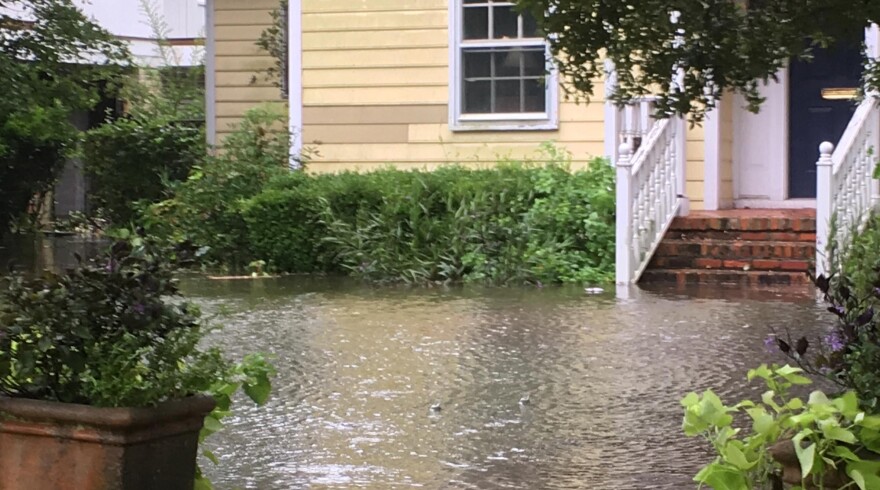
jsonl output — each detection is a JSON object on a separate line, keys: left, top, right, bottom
{"left": 0, "top": 0, "right": 128, "bottom": 231}
{"left": 518, "top": 0, "right": 880, "bottom": 122}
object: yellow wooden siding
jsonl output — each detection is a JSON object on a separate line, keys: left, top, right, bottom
{"left": 720, "top": 94, "right": 735, "bottom": 206}
{"left": 300, "top": 0, "right": 607, "bottom": 171}
{"left": 686, "top": 125, "right": 705, "bottom": 210}
{"left": 212, "top": 0, "right": 284, "bottom": 142}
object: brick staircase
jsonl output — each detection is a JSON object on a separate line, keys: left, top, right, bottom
{"left": 641, "top": 209, "right": 817, "bottom": 286}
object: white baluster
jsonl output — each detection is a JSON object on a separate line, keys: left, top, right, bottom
{"left": 816, "top": 141, "right": 834, "bottom": 277}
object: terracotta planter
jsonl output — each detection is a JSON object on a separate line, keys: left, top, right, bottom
{"left": 769, "top": 439, "right": 849, "bottom": 489}
{"left": 0, "top": 395, "right": 215, "bottom": 490}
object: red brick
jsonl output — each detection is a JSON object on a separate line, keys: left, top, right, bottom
{"left": 723, "top": 259, "right": 750, "bottom": 269}
{"left": 781, "top": 260, "right": 810, "bottom": 271}
{"left": 695, "top": 258, "right": 723, "bottom": 269}
{"left": 741, "top": 232, "right": 770, "bottom": 241}
{"left": 753, "top": 259, "right": 781, "bottom": 270}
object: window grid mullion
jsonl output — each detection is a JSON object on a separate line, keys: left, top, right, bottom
{"left": 490, "top": 47, "right": 496, "bottom": 112}
{"left": 487, "top": 2, "right": 494, "bottom": 41}
{"left": 461, "top": 39, "right": 545, "bottom": 49}
{"left": 519, "top": 50, "right": 525, "bottom": 112}
{"left": 517, "top": 10, "right": 523, "bottom": 39}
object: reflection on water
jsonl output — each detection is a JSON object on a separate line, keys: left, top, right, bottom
{"left": 0, "top": 236, "right": 829, "bottom": 489}
{"left": 189, "top": 278, "right": 827, "bottom": 490}
{"left": 0, "top": 234, "right": 106, "bottom": 274}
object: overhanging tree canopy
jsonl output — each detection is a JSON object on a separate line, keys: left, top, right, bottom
{"left": 0, "top": 0, "right": 128, "bottom": 230}
{"left": 518, "top": 0, "right": 880, "bottom": 122}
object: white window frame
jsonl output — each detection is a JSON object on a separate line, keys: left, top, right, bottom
{"left": 448, "top": 0, "right": 559, "bottom": 132}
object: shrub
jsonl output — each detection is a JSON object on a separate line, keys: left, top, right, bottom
{"left": 0, "top": 232, "right": 275, "bottom": 487}
{"left": 82, "top": 117, "right": 205, "bottom": 224}
{"left": 144, "top": 105, "right": 293, "bottom": 271}
{"left": 241, "top": 146, "right": 616, "bottom": 284}
{"left": 767, "top": 215, "right": 880, "bottom": 407}
{"left": 1, "top": 234, "right": 215, "bottom": 406}
{"left": 683, "top": 365, "right": 880, "bottom": 490}
{"left": 0, "top": 108, "right": 70, "bottom": 231}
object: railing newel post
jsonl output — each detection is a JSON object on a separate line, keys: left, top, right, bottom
{"left": 616, "top": 143, "right": 635, "bottom": 284}
{"left": 816, "top": 141, "right": 835, "bottom": 277}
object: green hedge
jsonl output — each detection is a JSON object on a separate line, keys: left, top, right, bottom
{"left": 241, "top": 152, "right": 615, "bottom": 284}
{"left": 143, "top": 106, "right": 292, "bottom": 271}
{"left": 149, "top": 108, "right": 617, "bottom": 284}
{"left": 83, "top": 117, "right": 205, "bottom": 224}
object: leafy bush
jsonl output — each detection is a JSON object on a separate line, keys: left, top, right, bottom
{"left": 0, "top": 232, "right": 275, "bottom": 488}
{"left": 144, "top": 105, "right": 293, "bottom": 271}
{"left": 1, "top": 233, "right": 217, "bottom": 406}
{"left": 0, "top": 0, "right": 129, "bottom": 232}
{"left": 0, "top": 109, "right": 70, "bottom": 230}
{"left": 767, "top": 215, "right": 880, "bottom": 406}
{"left": 240, "top": 146, "right": 616, "bottom": 284}
{"left": 683, "top": 365, "right": 880, "bottom": 490}
{"left": 82, "top": 117, "right": 205, "bottom": 224}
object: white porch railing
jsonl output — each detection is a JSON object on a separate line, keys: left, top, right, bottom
{"left": 615, "top": 115, "right": 687, "bottom": 284}
{"left": 815, "top": 98, "right": 880, "bottom": 277}
{"left": 606, "top": 97, "right": 659, "bottom": 162}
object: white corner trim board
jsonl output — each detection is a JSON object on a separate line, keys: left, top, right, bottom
{"left": 205, "top": 0, "right": 216, "bottom": 146}
{"left": 288, "top": 0, "right": 303, "bottom": 168}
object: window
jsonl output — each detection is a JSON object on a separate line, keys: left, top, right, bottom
{"left": 450, "top": 0, "right": 557, "bottom": 131}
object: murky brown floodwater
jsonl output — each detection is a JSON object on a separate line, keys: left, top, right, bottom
{"left": 1, "top": 235, "right": 832, "bottom": 489}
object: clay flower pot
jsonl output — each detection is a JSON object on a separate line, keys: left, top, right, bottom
{"left": 0, "top": 395, "right": 216, "bottom": 490}
{"left": 769, "top": 439, "right": 849, "bottom": 489}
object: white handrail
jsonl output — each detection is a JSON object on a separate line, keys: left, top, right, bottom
{"left": 816, "top": 98, "right": 880, "bottom": 276}
{"left": 616, "top": 115, "right": 687, "bottom": 283}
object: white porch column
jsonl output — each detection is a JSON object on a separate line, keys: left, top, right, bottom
{"left": 205, "top": 0, "right": 216, "bottom": 146}
{"left": 615, "top": 144, "right": 634, "bottom": 283}
{"left": 603, "top": 60, "right": 621, "bottom": 163}
{"left": 867, "top": 24, "right": 880, "bottom": 60}
{"left": 703, "top": 103, "right": 722, "bottom": 211}
{"left": 816, "top": 142, "right": 834, "bottom": 277}
{"left": 288, "top": 0, "right": 304, "bottom": 169}
{"left": 867, "top": 24, "right": 880, "bottom": 207}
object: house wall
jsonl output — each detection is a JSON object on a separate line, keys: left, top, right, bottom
{"left": 208, "top": 0, "right": 709, "bottom": 207}
{"left": 299, "top": 0, "right": 605, "bottom": 172}
{"left": 211, "top": 0, "right": 285, "bottom": 143}
{"left": 685, "top": 125, "right": 705, "bottom": 211}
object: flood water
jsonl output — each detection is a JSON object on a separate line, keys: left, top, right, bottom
{"left": 1, "top": 235, "right": 831, "bottom": 489}
{"left": 192, "top": 279, "right": 829, "bottom": 490}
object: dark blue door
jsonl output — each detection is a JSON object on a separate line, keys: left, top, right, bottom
{"left": 788, "top": 44, "right": 862, "bottom": 198}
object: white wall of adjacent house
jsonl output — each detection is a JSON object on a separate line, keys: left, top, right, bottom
{"left": 76, "top": 0, "right": 205, "bottom": 66}
{"left": 1, "top": 0, "right": 205, "bottom": 66}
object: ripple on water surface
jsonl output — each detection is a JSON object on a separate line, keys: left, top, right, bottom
{"left": 188, "top": 278, "right": 824, "bottom": 490}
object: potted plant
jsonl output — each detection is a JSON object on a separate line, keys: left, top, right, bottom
{"left": 0, "top": 233, "right": 273, "bottom": 490}
{"left": 683, "top": 365, "right": 880, "bottom": 489}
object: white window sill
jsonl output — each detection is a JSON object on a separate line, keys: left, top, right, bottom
{"left": 450, "top": 118, "right": 559, "bottom": 132}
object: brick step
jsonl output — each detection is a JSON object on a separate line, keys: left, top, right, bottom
{"left": 649, "top": 256, "right": 811, "bottom": 272}
{"left": 641, "top": 269, "right": 812, "bottom": 287}
{"left": 653, "top": 239, "right": 815, "bottom": 261}
{"left": 670, "top": 215, "right": 816, "bottom": 233}
{"left": 668, "top": 230, "right": 817, "bottom": 242}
